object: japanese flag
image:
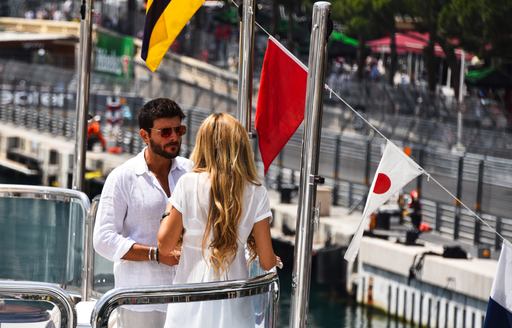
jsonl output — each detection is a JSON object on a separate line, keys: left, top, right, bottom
{"left": 344, "top": 141, "right": 424, "bottom": 262}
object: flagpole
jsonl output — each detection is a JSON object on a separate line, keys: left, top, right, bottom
{"left": 290, "top": 2, "right": 331, "bottom": 327}
{"left": 237, "top": 0, "right": 256, "bottom": 133}
{"left": 72, "top": 0, "right": 93, "bottom": 191}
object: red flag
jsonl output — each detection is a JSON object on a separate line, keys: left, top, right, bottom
{"left": 255, "top": 37, "right": 307, "bottom": 174}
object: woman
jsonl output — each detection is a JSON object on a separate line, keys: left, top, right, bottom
{"left": 158, "top": 113, "right": 278, "bottom": 328}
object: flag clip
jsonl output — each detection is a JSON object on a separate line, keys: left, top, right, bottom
{"left": 309, "top": 175, "right": 325, "bottom": 185}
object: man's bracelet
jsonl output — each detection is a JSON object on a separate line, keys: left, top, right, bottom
{"left": 155, "top": 248, "right": 159, "bottom": 263}
{"left": 148, "top": 247, "right": 153, "bottom": 261}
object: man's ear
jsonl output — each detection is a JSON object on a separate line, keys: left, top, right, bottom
{"left": 140, "top": 128, "right": 150, "bottom": 145}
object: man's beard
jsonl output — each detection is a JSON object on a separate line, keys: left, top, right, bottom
{"left": 149, "top": 139, "right": 181, "bottom": 159}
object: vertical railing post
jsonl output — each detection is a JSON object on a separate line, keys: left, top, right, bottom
{"left": 83, "top": 195, "right": 100, "bottom": 301}
{"left": 290, "top": 3, "right": 331, "bottom": 327}
{"left": 495, "top": 217, "right": 502, "bottom": 251}
{"left": 364, "top": 140, "right": 372, "bottom": 190}
{"left": 474, "top": 159, "right": 484, "bottom": 245}
{"left": 332, "top": 136, "right": 341, "bottom": 205}
{"left": 348, "top": 182, "right": 353, "bottom": 208}
{"left": 453, "top": 156, "right": 464, "bottom": 240}
{"left": 72, "top": 0, "right": 94, "bottom": 191}
{"left": 435, "top": 202, "right": 441, "bottom": 232}
{"left": 416, "top": 147, "right": 424, "bottom": 197}
{"left": 185, "top": 109, "right": 193, "bottom": 157}
{"left": 277, "top": 150, "right": 284, "bottom": 190}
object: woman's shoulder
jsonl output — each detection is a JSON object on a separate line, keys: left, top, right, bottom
{"left": 178, "top": 171, "right": 203, "bottom": 180}
{"left": 176, "top": 171, "right": 210, "bottom": 189}
{"left": 245, "top": 182, "right": 268, "bottom": 196}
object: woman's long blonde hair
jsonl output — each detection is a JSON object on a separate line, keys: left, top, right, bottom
{"left": 191, "top": 113, "right": 260, "bottom": 275}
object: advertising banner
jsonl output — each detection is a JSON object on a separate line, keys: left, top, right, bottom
{"left": 94, "top": 30, "right": 134, "bottom": 78}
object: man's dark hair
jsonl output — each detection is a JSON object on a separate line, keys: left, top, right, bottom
{"left": 138, "top": 98, "right": 185, "bottom": 132}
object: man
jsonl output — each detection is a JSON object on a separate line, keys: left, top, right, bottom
{"left": 87, "top": 114, "right": 106, "bottom": 151}
{"left": 409, "top": 189, "right": 422, "bottom": 231}
{"left": 93, "top": 98, "right": 192, "bottom": 327}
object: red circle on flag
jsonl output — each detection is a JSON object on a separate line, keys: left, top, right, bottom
{"left": 373, "top": 173, "right": 391, "bottom": 194}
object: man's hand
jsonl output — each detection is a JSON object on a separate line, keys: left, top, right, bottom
{"left": 159, "top": 249, "right": 181, "bottom": 266}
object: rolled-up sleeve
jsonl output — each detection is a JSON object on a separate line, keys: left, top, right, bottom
{"left": 93, "top": 171, "right": 135, "bottom": 261}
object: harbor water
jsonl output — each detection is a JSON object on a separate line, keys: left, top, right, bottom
{"left": 277, "top": 272, "right": 393, "bottom": 328}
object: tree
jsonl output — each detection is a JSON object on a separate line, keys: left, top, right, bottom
{"left": 371, "top": 0, "right": 410, "bottom": 85}
{"left": 407, "top": 0, "right": 452, "bottom": 95}
{"left": 439, "top": 0, "right": 512, "bottom": 62}
{"left": 331, "top": 0, "right": 375, "bottom": 80}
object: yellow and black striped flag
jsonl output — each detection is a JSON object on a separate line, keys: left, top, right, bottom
{"left": 141, "top": 0, "right": 205, "bottom": 71}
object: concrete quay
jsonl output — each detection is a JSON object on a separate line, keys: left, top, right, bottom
{"left": 268, "top": 190, "right": 497, "bottom": 328}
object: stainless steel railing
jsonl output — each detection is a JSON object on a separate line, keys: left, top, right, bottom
{"left": 0, "top": 280, "right": 77, "bottom": 328}
{"left": 84, "top": 195, "right": 100, "bottom": 301}
{"left": 90, "top": 271, "right": 280, "bottom": 328}
{"left": 0, "top": 184, "right": 90, "bottom": 205}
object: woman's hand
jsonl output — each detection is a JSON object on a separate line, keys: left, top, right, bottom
{"left": 275, "top": 255, "right": 283, "bottom": 269}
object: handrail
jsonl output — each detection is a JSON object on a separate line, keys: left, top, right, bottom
{"left": 0, "top": 184, "right": 91, "bottom": 207}
{"left": 91, "top": 271, "right": 279, "bottom": 328}
{"left": 0, "top": 280, "right": 77, "bottom": 328}
{"left": 0, "top": 184, "right": 91, "bottom": 301}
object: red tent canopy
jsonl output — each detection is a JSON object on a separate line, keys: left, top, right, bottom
{"left": 367, "top": 32, "right": 473, "bottom": 60}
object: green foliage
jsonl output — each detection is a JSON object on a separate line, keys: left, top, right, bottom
{"left": 439, "top": 0, "right": 512, "bottom": 60}
{"left": 277, "top": 0, "right": 510, "bottom": 61}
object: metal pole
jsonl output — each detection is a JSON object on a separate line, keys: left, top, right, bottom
{"left": 474, "top": 160, "right": 484, "bottom": 245}
{"left": 454, "top": 156, "right": 464, "bottom": 240}
{"left": 416, "top": 148, "right": 424, "bottom": 196}
{"left": 332, "top": 136, "right": 341, "bottom": 205}
{"left": 455, "top": 50, "right": 465, "bottom": 151}
{"left": 72, "top": 0, "right": 93, "bottom": 191}
{"left": 364, "top": 140, "right": 371, "bottom": 187}
{"left": 290, "top": 3, "right": 330, "bottom": 327}
{"left": 82, "top": 195, "right": 100, "bottom": 301}
{"left": 237, "top": 0, "right": 256, "bottom": 133}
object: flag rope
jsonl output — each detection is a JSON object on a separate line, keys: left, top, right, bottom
{"left": 228, "top": 0, "right": 509, "bottom": 245}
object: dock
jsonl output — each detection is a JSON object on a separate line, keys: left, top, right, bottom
{"left": 269, "top": 190, "right": 495, "bottom": 328}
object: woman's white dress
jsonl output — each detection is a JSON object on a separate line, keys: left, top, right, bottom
{"left": 163, "top": 172, "right": 272, "bottom": 328}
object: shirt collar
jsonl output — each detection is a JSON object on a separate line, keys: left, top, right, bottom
{"left": 134, "top": 147, "right": 186, "bottom": 176}
{"left": 134, "top": 149, "right": 149, "bottom": 176}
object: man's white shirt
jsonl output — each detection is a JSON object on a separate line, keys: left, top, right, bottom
{"left": 93, "top": 149, "right": 193, "bottom": 289}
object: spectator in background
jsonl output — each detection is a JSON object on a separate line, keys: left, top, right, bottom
{"left": 87, "top": 114, "right": 106, "bottom": 152}
{"left": 409, "top": 189, "right": 422, "bottom": 231}
{"left": 214, "top": 23, "right": 232, "bottom": 65}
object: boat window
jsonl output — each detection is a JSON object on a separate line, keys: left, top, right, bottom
{"left": 0, "top": 192, "right": 87, "bottom": 294}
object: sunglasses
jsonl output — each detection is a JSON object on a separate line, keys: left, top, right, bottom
{"left": 150, "top": 125, "right": 187, "bottom": 138}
